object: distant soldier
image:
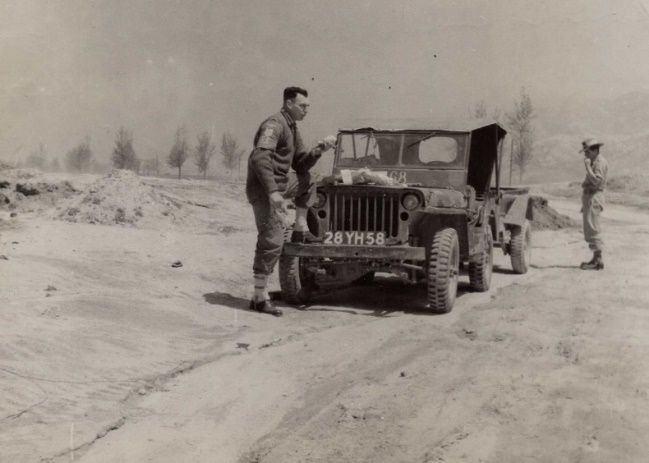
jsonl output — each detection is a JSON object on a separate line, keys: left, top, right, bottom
{"left": 246, "top": 86, "right": 336, "bottom": 316}
{"left": 579, "top": 138, "right": 608, "bottom": 270}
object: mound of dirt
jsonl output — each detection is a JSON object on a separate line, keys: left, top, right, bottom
{"left": 57, "top": 169, "right": 187, "bottom": 226}
{"left": 606, "top": 173, "right": 649, "bottom": 195}
{"left": 0, "top": 170, "right": 78, "bottom": 213}
{"left": 530, "top": 195, "right": 578, "bottom": 230}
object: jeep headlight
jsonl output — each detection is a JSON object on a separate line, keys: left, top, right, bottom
{"left": 401, "top": 193, "right": 420, "bottom": 211}
{"left": 314, "top": 192, "right": 327, "bottom": 209}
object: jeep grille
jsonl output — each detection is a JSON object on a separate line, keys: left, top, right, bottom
{"left": 329, "top": 192, "right": 400, "bottom": 237}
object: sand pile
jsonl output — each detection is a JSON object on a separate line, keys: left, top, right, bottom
{"left": 0, "top": 169, "right": 78, "bottom": 213}
{"left": 530, "top": 195, "right": 578, "bottom": 230}
{"left": 58, "top": 169, "right": 187, "bottom": 226}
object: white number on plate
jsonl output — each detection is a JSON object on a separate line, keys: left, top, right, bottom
{"left": 323, "top": 231, "right": 386, "bottom": 245}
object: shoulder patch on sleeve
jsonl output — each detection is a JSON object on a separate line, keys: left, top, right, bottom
{"left": 256, "top": 120, "right": 282, "bottom": 150}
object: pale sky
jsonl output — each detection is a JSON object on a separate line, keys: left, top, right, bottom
{"left": 2, "top": 0, "right": 649, "bottom": 166}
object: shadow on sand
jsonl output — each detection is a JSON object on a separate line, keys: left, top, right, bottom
{"left": 203, "top": 292, "right": 261, "bottom": 314}
{"left": 296, "top": 277, "right": 473, "bottom": 317}
{"left": 204, "top": 276, "right": 475, "bottom": 317}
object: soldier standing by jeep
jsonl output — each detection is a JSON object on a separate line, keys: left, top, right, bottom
{"left": 579, "top": 138, "right": 609, "bottom": 270}
{"left": 246, "top": 86, "right": 335, "bottom": 316}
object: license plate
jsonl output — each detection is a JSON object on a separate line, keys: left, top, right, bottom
{"left": 323, "top": 231, "right": 386, "bottom": 245}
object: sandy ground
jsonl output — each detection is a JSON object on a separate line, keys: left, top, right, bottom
{"left": 1, "top": 171, "right": 649, "bottom": 463}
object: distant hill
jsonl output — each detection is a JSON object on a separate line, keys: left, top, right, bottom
{"left": 525, "top": 91, "right": 649, "bottom": 184}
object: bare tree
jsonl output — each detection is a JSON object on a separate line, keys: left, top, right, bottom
{"left": 65, "top": 137, "right": 93, "bottom": 172}
{"left": 194, "top": 131, "right": 216, "bottom": 180}
{"left": 25, "top": 143, "right": 47, "bottom": 170}
{"left": 506, "top": 88, "right": 535, "bottom": 184}
{"left": 220, "top": 131, "right": 245, "bottom": 178}
{"left": 112, "top": 127, "right": 139, "bottom": 171}
{"left": 473, "top": 101, "right": 503, "bottom": 123}
{"left": 473, "top": 101, "right": 488, "bottom": 119}
{"left": 167, "top": 126, "right": 189, "bottom": 179}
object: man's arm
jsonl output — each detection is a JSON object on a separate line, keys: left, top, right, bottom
{"left": 249, "top": 120, "right": 283, "bottom": 195}
{"left": 584, "top": 158, "right": 606, "bottom": 189}
{"left": 292, "top": 135, "right": 336, "bottom": 174}
{"left": 249, "top": 147, "right": 279, "bottom": 195}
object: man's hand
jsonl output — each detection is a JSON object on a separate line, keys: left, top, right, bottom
{"left": 269, "top": 191, "right": 291, "bottom": 227}
{"left": 317, "top": 135, "right": 337, "bottom": 153}
{"left": 269, "top": 191, "right": 286, "bottom": 212}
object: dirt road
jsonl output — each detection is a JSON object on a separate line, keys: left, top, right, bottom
{"left": 2, "top": 177, "right": 649, "bottom": 462}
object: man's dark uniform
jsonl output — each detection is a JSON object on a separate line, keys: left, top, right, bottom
{"left": 246, "top": 109, "right": 322, "bottom": 275}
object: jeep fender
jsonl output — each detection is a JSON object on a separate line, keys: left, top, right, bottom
{"left": 501, "top": 194, "right": 532, "bottom": 228}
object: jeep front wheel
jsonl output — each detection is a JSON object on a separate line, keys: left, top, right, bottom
{"left": 469, "top": 225, "right": 493, "bottom": 292}
{"left": 427, "top": 228, "right": 460, "bottom": 313}
{"left": 510, "top": 219, "right": 532, "bottom": 274}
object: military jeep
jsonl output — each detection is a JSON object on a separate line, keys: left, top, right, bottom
{"left": 279, "top": 119, "right": 532, "bottom": 313}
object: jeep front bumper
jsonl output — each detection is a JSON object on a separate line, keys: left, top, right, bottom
{"left": 282, "top": 243, "right": 426, "bottom": 260}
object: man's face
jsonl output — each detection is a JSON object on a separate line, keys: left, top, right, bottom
{"left": 584, "top": 146, "right": 599, "bottom": 160}
{"left": 285, "top": 94, "right": 310, "bottom": 121}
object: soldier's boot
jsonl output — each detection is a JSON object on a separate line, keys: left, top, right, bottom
{"left": 580, "top": 250, "right": 604, "bottom": 270}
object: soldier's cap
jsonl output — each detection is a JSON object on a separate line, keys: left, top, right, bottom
{"left": 580, "top": 138, "right": 604, "bottom": 152}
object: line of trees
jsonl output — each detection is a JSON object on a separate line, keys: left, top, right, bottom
{"left": 19, "top": 126, "right": 249, "bottom": 180}
{"left": 21, "top": 139, "right": 106, "bottom": 174}
{"left": 66, "top": 136, "right": 93, "bottom": 172}
{"left": 165, "top": 126, "right": 246, "bottom": 180}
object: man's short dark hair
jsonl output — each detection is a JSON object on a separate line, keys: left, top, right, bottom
{"left": 284, "top": 87, "right": 308, "bottom": 102}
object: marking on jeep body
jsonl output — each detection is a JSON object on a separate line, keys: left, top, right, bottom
{"left": 388, "top": 171, "right": 408, "bottom": 184}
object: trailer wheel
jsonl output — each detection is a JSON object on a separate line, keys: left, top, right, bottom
{"left": 279, "top": 229, "right": 315, "bottom": 304}
{"left": 427, "top": 228, "right": 460, "bottom": 313}
{"left": 469, "top": 225, "right": 493, "bottom": 291}
{"left": 510, "top": 219, "right": 532, "bottom": 274}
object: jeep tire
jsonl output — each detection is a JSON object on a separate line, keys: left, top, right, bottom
{"left": 510, "top": 219, "right": 532, "bottom": 274}
{"left": 469, "top": 225, "right": 493, "bottom": 292}
{"left": 427, "top": 228, "right": 460, "bottom": 313}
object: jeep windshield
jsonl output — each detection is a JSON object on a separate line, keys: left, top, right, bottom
{"left": 336, "top": 131, "right": 466, "bottom": 169}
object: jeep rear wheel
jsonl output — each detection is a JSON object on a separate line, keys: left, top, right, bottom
{"left": 510, "top": 219, "right": 532, "bottom": 274}
{"left": 279, "top": 229, "right": 315, "bottom": 304}
{"left": 427, "top": 228, "right": 460, "bottom": 313}
{"left": 469, "top": 225, "right": 493, "bottom": 292}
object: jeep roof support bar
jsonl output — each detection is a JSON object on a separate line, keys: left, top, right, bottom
{"left": 495, "top": 125, "right": 502, "bottom": 193}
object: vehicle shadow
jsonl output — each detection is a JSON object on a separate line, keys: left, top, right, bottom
{"left": 203, "top": 278, "right": 475, "bottom": 317}
{"left": 300, "top": 277, "right": 473, "bottom": 317}
{"left": 492, "top": 265, "right": 519, "bottom": 275}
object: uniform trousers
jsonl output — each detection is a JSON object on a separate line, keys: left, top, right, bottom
{"left": 581, "top": 191, "right": 604, "bottom": 252}
{"left": 251, "top": 172, "right": 316, "bottom": 275}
